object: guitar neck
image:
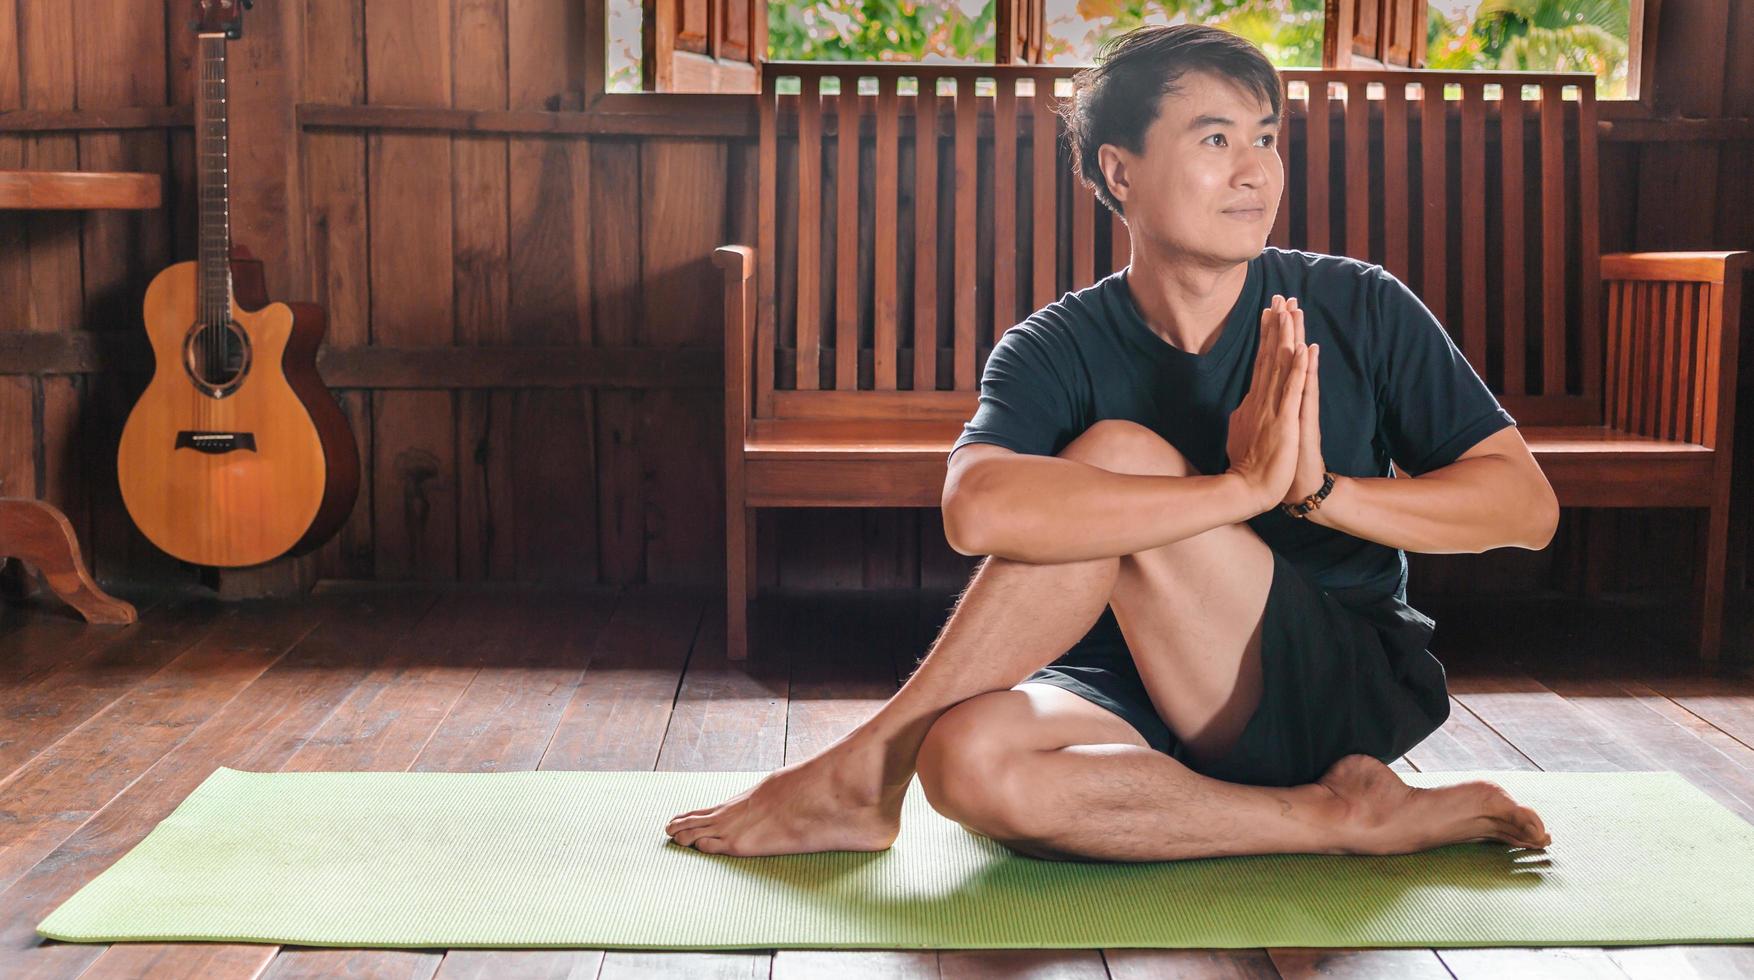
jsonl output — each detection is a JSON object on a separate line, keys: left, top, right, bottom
{"left": 196, "top": 33, "right": 232, "bottom": 323}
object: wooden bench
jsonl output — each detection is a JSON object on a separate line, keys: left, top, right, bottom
{"left": 715, "top": 62, "right": 1748, "bottom": 662}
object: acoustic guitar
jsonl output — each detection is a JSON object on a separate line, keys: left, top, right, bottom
{"left": 118, "top": 0, "right": 357, "bottom": 567}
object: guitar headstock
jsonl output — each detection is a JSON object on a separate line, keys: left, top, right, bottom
{"left": 191, "top": 0, "right": 251, "bottom": 39}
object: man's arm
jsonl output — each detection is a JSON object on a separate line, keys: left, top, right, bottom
{"left": 1307, "top": 426, "right": 1560, "bottom": 554}
{"left": 942, "top": 443, "right": 1263, "bottom": 564}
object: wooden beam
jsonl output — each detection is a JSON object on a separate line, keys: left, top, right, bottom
{"left": 0, "top": 105, "right": 192, "bottom": 131}
{"left": 0, "top": 334, "right": 721, "bottom": 389}
{"left": 298, "top": 100, "right": 756, "bottom": 138}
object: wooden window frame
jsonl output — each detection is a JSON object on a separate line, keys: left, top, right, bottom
{"left": 584, "top": 0, "right": 1660, "bottom": 128}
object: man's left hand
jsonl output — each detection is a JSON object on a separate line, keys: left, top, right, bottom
{"left": 1280, "top": 297, "right": 1327, "bottom": 505}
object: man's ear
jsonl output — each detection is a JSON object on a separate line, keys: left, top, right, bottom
{"left": 1097, "top": 143, "right": 1129, "bottom": 208}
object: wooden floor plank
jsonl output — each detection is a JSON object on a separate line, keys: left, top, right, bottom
{"left": 259, "top": 590, "right": 616, "bottom": 980}
{"left": 430, "top": 588, "right": 707, "bottom": 980}
{"left": 63, "top": 588, "right": 447, "bottom": 980}
{"left": 0, "top": 596, "right": 324, "bottom": 895}
{"left": 774, "top": 592, "right": 944, "bottom": 979}
{"left": 591, "top": 591, "right": 775, "bottom": 980}
{"left": 0, "top": 595, "right": 222, "bottom": 786}
{"left": 0, "top": 589, "right": 424, "bottom": 979}
{"left": 27, "top": 589, "right": 436, "bottom": 980}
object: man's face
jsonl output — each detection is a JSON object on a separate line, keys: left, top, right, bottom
{"left": 1099, "top": 69, "right": 1284, "bottom": 267}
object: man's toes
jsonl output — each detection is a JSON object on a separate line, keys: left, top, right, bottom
{"left": 673, "top": 824, "right": 721, "bottom": 847}
{"left": 666, "top": 813, "right": 714, "bottom": 834}
{"left": 693, "top": 837, "right": 731, "bottom": 855}
{"left": 667, "top": 807, "right": 714, "bottom": 827}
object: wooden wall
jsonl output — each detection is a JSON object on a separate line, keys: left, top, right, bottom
{"left": 1, "top": 0, "right": 1751, "bottom": 613}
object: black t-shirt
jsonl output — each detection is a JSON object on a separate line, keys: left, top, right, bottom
{"left": 950, "top": 246, "right": 1516, "bottom": 614}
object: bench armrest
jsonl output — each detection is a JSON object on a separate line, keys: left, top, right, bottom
{"left": 717, "top": 244, "right": 757, "bottom": 447}
{"left": 714, "top": 244, "right": 754, "bottom": 281}
{"left": 1600, "top": 251, "right": 1749, "bottom": 449}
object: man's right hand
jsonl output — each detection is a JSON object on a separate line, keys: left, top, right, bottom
{"left": 1225, "top": 294, "right": 1312, "bottom": 514}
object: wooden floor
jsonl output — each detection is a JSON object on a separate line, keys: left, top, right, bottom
{"left": 1, "top": 581, "right": 1752, "bottom": 980}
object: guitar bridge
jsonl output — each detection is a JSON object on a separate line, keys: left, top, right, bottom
{"left": 175, "top": 431, "right": 257, "bottom": 455}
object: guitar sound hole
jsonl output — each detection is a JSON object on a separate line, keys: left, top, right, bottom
{"left": 183, "top": 320, "right": 252, "bottom": 397}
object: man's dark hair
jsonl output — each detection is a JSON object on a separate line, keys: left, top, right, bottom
{"left": 1059, "top": 24, "right": 1284, "bottom": 216}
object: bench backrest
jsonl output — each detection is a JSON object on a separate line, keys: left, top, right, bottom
{"left": 749, "top": 62, "right": 1603, "bottom": 429}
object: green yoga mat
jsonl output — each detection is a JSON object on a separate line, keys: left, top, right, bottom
{"left": 36, "top": 767, "right": 1754, "bottom": 950}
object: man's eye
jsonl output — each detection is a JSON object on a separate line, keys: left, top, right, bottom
{"left": 1258, "top": 134, "right": 1276, "bottom": 147}
{"left": 1205, "top": 133, "right": 1227, "bottom": 146}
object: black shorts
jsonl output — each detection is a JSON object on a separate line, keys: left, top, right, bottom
{"left": 1020, "top": 548, "right": 1451, "bottom": 788}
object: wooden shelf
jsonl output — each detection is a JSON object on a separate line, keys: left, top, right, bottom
{"left": 0, "top": 170, "right": 161, "bottom": 210}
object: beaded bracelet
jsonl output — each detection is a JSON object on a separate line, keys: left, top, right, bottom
{"left": 1280, "top": 470, "right": 1337, "bottom": 519}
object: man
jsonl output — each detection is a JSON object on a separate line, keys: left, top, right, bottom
{"left": 665, "top": 24, "right": 1559, "bottom": 862}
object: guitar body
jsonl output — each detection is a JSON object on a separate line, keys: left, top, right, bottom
{"left": 117, "top": 258, "right": 359, "bottom": 567}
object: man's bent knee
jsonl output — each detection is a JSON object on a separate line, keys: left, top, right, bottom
{"left": 1058, "top": 419, "right": 1200, "bottom": 478}
{"left": 917, "top": 696, "right": 1044, "bottom": 841}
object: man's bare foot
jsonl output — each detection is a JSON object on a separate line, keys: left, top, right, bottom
{"left": 1317, "top": 754, "right": 1553, "bottom": 855}
{"left": 664, "top": 736, "right": 908, "bottom": 857}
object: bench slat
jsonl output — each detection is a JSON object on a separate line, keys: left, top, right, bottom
{"left": 797, "top": 76, "right": 823, "bottom": 391}
{"left": 1421, "top": 79, "right": 1448, "bottom": 331}
{"left": 1500, "top": 86, "right": 1527, "bottom": 396}
{"left": 1382, "top": 80, "right": 1408, "bottom": 282}
{"left": 1305, "top": 79, "right": 1330, "bottom": 253}
{"left": 757, "top": 85, "right": 777, "bottom": 417}
{"left": 914, "top": 74, "right": 939, "bottom": 394}
{"left": 993, "top": 76, "right": 1017, "bottom": 343}
{"left": 1032, "top": 80, "right": 1056, "bottom": 310}
{"left": 1344, "top": 78, "right": 1370, "bottom": 261}
{"left": 1540, "top": 79, "right": 1567, "bottom": 395}
{"left": 836, "top": 75, "right": 860, "bottom": 391}
{"left": 875, "top": 77, "right": 899, "bottom": 391}
{"left": 955, "top": 76, "right": 979, "bottom": 391}
{"left": 1460, "top": 78, "right": 1487, "bottom": 372}
{"left": 1578, "top": 89, "right": 1601, "bottom": 401}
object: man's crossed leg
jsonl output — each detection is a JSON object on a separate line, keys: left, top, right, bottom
{"left": 664, "top": 420, "right": 1550, "bottom": 860}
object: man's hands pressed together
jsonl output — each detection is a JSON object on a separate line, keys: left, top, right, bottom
{"left": 1224, "top": 294, "right": 1321, "bottom": 514}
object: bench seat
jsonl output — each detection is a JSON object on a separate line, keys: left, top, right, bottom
{"left": 744, "top": 418, "right": 1715, "bottom": 509}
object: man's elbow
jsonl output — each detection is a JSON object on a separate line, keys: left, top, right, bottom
{"left": 1520, "top": 484, "right": 1561, "bottom": 550}
{"left": 941, "top": 492, "right": 989, "bottom": 556}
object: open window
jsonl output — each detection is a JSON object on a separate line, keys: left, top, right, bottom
{"left": 641, "top": 0, "right": 765, "bottom": 92}
{"left": 1325, "top": 0, "right": 1426, "bottom": 68}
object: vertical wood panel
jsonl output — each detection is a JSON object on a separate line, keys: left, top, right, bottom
{"left": 1459, "top": 79, "right": 1486, "bottom": 372}
{"left": 1343, "top": 78, "right": 1369, "bottom": 260}
{"left": 372, "top": 390, "right": 458, "bottom": 580}
{"left": 1382, "top": 81, "right": 1408, "bottom": 280}
{"left": 1269, "top": 87, "right": 1291, "bottom": 249}
{"left": 1304, "top": 79, "right": 1329, "bottom": 254}
{"left": 76, "top": 0, "right": 169, "bottom": 581}
{"left": 18, "top": 0, "right": 80, "bottom": 335}
{"left": 874, "top": 79, "right": 899, "bottom": 389}
{"left": 0, "top": 377, "right": 34, "bottom": 500}
{"left": 1539, "top": 80, "right": 1566, "bottom": 395}
{"left": 1419, "top": 80, "right": 1447, "bottom": 329}
{"left": 913, "top": 75, "right": 938, "bottom": 392}
{"left": 991, "top": 76, "right": 1016, "bottom": 342}
{"left": 757, "top": 86, "right": 778, "bottom": 411}
{"left": 1577, "top": 86, "right": 1601, "bottom": 401}
{"left": 953, "top": 76, "right": 977, "bottom": 391}
{"left": 1031, "top": 82, "right": 1055, "bottom": 309}
{"left": 835, "top": 78, "right": 859, "bottom": 390}
{"left": 1499, "top": 86, "right": 1526, "bottom": 396}
{"left": 592, "top": 140, "right": 644, "bottom": 583}
{"left": 452, "top": 0, "right": 512, "bottom": 583}
{"left": 796, "top": 76, "right": 822, "bottom": 390}
{"left": 367, "top": 0, "right": 457, "bottom": 580}
{"left": 1072, "top": 181, "right": 1094, "bottom": 290}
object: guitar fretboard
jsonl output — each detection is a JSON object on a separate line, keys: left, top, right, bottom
{"left": 196, "top": 33, "right": 232, "bottom": 327}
